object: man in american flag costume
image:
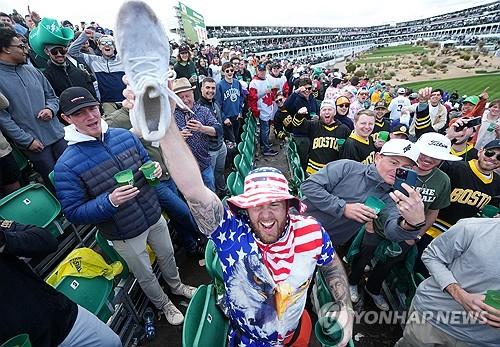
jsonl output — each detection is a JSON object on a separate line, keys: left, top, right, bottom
{"left": 124, "top": 79, "right": 353, "bottom": 347}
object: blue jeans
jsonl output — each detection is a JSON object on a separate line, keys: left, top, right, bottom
{"left": 260, "top": 119, "right": 271, "bottom": 153}
{"left": 201, "top": 166, "right": 216, "bottom": 192}
{"left": 209, "top": 142, "right": 228, "bottom": 194}
{"left": 154, "top": 179, "right": 200, "bottom": 253}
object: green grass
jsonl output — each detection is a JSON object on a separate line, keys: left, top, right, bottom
{"left": 355, "top": 45, "right": 426, "bottom": 65}
{"left": 401, "top": 74, "right": 500, "bottom": 100}
{"left": 367, "top": 45, "right": 426, "bottom": 58}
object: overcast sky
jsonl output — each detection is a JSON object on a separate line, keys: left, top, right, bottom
{"left": 2, "top": 0, "right": 495, "bottom": 30}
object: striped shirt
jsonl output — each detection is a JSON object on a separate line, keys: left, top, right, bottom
{"left": 211, "top": 208, "right": 334, "bottom": 346}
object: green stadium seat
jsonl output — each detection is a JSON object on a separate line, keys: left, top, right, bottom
{"left": 48, "top": 170, "right": 55, "bottom": 187}
{"left": 182, "top": 284, "right": 229, "bottom": 347}
{"left": 10, "top": 146, "right": 29, "bottom": 171}
{"left": 95, "top": 230, "right": 130, "bottom": 279}
{"left": 55, "top": 275, "right": 114, "bottom": 322}
{"left": 226, "top": 171, "right": 244, "bottom": 196}
{"left": 204, "top": 240, "right": 223, "bottom": 282}
{"left": 0, "top": 183, "right": 63, "bottom": 237}
{"left": 234, "top": 154, "right": 252, "bottom": 178}
{"left": 0, "top": 334, "right": 31, "bottom": 347}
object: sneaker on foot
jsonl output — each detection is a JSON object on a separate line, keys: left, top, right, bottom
{"left": 162, "top": 301, "right": 184, "bottom": 325}
{"left": 263, "top": 149, "right": 279, "bottom": 156}
{"left": 349, "top": 284, "right": 360, "bottom": 303}
{"left": 171, "top": 283, "right": 197, "bottom": 299}
{"left": 115, "top": 1, "right": 190, "bottom": 141}
{"left": 365, "top": 286, "right": 389, "bottom": 311}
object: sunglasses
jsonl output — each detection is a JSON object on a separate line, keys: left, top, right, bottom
{"left": 337, "top": 104, "right": 350, "bottom": 108}
{"left": 100, "top": 40, "right": 114, "bottom": 46}
{"left": 225, "top": 68, "right": 234, "bottom": 73}
{"left": 276, "top": 98, "right": 284, "bottom": 103}
{"left": 50, "top": 46, "right": 67, "bottom": 55}
{"left": 304, "top": 86, "right": 313, "bottom": 91}
{"left": 10, "top": 43, "right": 28, "bottom": 50}
{"left": 484, "top": 150, "right": 500, "bottom": 160}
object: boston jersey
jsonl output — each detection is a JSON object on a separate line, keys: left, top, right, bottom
{"left": 340, "top": 132, "right": 377, "bottom": 164}
{"left": 373, "top": 118, "right": 391, "bottom": 135}
{"left": 306, "top": 122, "right": 351, "bottom": 175}
{"left": 429, "top": 160, "right": 500, "bottom": 238}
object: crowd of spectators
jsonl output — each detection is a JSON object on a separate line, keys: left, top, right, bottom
{"left": 0, "top": 3, "right": 499, "bottom": 347}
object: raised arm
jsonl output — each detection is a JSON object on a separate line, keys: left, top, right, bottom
{"left": 159, "top": 120, "right": 223, "bottom": 235}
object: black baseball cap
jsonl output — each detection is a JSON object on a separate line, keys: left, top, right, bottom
{"left": 60, "top": 87, "right": 100, "bottom": 115}
{"left": 484, "top": 139, "right": 500, "bottom": 150}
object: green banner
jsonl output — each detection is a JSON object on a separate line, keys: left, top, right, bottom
{"left": 178, "top": 1, "right": 207, "bottom": 43}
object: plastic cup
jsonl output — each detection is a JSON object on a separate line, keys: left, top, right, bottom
{"left": 378, "top": 131, "right": 389, "bottom": 142}
{"left": 364, "top": 195, "right": 386, "bottom": 215}
{"left": 1, "top": 334, "right": 31, "bottom": 347}
{"left": 315, "top": 316, "right": 344, "bottom": 347}
{"left": 484, "top": 290, "right": 500, "bottom": 310}
{"left": 481, "top": 205, "right": 499, "bottom": 218}
{"left": 139, "top": 162, "right": 159, "bottom": 186}
{"left": 114, "top": 169, "right": 134, "bottom": 186}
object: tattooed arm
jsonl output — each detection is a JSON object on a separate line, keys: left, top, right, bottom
{"left": 319, "top": 253, "right": 354, "bottom": 347}
{"left": 159, "top": 117, "right": 223, "bottom": 236}
{"left": 122, "top": 79, "right": 223, "bottom": 236}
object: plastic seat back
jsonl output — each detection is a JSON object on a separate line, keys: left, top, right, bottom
{"left": 0, "top": 184, "right": 61, "bottom": 235}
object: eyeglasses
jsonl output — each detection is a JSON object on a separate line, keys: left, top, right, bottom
{"left": 225, "top": 68, "right": 234, "bottom": 73}
{"left": 484, "top": 150, "right": 500, "bottom": 160}
{"left": 49, "top": 46, "right": 67, "bottom": 56}
{"left": 337, "top": 104, "right": 350, "bottom": 108}
{"left": 9, "top": 43, "right": 28, "bottom": 50}
{"left": 304, "top": 86, "right": 312, "bottom": 91}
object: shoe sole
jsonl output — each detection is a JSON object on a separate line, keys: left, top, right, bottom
{"left": 115, "top": 1, "right": 173, "bottom": 142}
{"left": 365, "top": 287, "right": 389, "bottom": 311}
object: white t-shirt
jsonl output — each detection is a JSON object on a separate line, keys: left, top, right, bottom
{"left": 388, "top": 96, "right": 411, "bottom": 121}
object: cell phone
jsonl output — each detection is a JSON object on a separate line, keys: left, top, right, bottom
{"left": 455, "top": 117, "right": 482, "bottom": 131}
{"left": 484, "top": 290, "right": 500, "bottom": 310}
{"left": 393, "top": 168, "right": 417, "bottom": 197}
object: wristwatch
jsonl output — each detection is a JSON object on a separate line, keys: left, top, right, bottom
{"left": 405, "top": 219, "right": 426, "bottom": 230}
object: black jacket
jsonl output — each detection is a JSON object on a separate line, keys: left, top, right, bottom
{"left": 0, "top": 221, "right": 78, "bottom": 346}
{"left": 44, "top": 59, "right": 97, "bottom": 98}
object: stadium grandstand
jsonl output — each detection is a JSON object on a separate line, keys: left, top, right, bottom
{"left": 0, "top": 0, "right": 499, "bottom": 347}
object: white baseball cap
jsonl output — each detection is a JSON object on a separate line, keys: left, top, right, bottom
{"left": 397, "top": 87, "right": 406, "bottom": 94}
{"left": 416, "top": 133, "right": 462, "bottom": 161}
{"left": 380, "top": 139, "right": 420, "bottom": 164}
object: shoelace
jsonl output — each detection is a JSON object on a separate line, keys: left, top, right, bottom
{"left": 164, "top": 302, "right": 180, "bottom": 315}
{"left": 128, "top": 56, "right": 194, "bottom": 115}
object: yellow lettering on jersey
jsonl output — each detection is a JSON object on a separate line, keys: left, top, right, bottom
{"left": 312, "top": 137, "right": 338, "bottom": 150}
{"left": 362, "top": 152, "right": 376, "bottom": 165}
{"left": 450, "top": 188, "right": 492, "bottom": 207}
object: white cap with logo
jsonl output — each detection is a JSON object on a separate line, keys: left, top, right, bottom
{"left": 397, "top": 87, "right": 406, "bottom": 94}
{"left": 416, "top": 133, "right": 462, "bottom": 161}
{"left": 380, "top": 139, "right": 420, "bottom": 164}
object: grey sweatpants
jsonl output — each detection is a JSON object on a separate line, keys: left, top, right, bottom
{"left": 112, "top": 216, "right": 181, "bottom": 310}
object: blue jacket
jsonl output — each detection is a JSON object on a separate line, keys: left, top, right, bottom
{"left": 283, "top": 91, "right": 319, "bottom": 116}
{"left": 215, "top": 79, "right": 244, "bottom": 121}
{"left": 54, "top": 123, "right": 161, "bottom": 240}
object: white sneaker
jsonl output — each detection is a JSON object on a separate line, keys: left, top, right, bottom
{"left": 171, "top": 283, "right": 197, "bottom": 299}
{"left": 162, "top": 301, "right": 184, "bottom": 325}
{"left": 365, "top": 286, "right": 390, "bottom": 311}
{"left": 115, "top": 1, "right": 189, "bottom": 141}
{"left": 349, "top": 284, "right": 360, "bottom": 303}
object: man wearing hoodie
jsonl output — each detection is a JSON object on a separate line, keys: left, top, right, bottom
{"left": 0, "top": 28, "right": 65, "bottom": 190}
{"left": 54, "top": 87, "right": 196, "bottom": 326}
{"left": 68, "top": 29, "right": 126, "bottom": 114}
